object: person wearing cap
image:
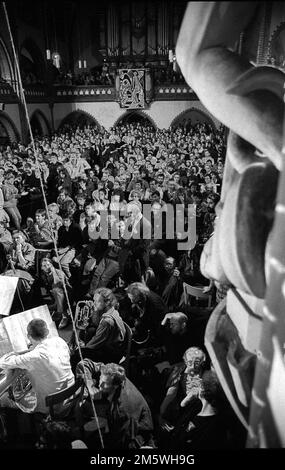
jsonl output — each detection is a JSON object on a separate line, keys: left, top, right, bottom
{"left": 0, "top": 318, "right": 74, "bottom": 414}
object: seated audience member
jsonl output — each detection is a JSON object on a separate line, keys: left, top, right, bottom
{"left": 109, "top": 189, "right": 127, "bottom": 212}
{"left": 80, "top": 212, "right": 108, "bottom": 269}
{"left": 170, "top": 370, "right": 229, "bottom": 450}
{"left": 25, "top": 209, "right": 53, "bottom": 248}
{"left": 159, "top": 347, "right": 207, "bottom": 438}
{"left": 73, "top": 195, "right": 86, "bottom": 225}
{"left": 92, "top": 189, "right": 109, "bottom": 211}
{"left": 202, "top": 193, "right": 219, "bottom": 242}
{"left": 78, "top": 203, "right": 96, "bottom": 231}
{"left": 160, "top": 312, "right": 194, "bottom": 364}
{"left": 87, "top": 219, "right": 125, "bottom": 296}
{"left": 71, "top": 288, "right": 126, "bottom": 367}
{"left": 56, "top": 168, "right": 72, "bottom": 198}
{"left": 56, "top": 188, "right": 74, "bottom": 215}
{"left": 21, "top": 162, "right": 42, "bottom": 216}
{"left": 3, "top": 231, "right": 35, "bottom": 309}
{"left": 47, "top": 203, "right": 62, "bottom": 234}
{"left": 178, "top": 241, "right": 209, "bottom": 286}
{"left": 39, "top": 257, "right": 71, "bottom": 329}
{"left": 6, "top": 230, "right": 35, "bottom": 273}
{"left": 0, "top": 319, "right": 74, "bottom": 415}
{"left": 52, "top": 213, "right": 82, "bottom": 279}
{"left": 76, "top": 359, "right": 154, "bottom": 449}
{"left": 150, "top": 256, "right": 183, "bottom": 311}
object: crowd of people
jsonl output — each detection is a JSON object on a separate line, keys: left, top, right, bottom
{"left": 55, "top": 69, "right": 115, "bottom": 87}
{"left": 0, "top": 120, "right": 246, "bottom": 450}
{"left": 52, "top": 62, "right": 186, "bottom": 88}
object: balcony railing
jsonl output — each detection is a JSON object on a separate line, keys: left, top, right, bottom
{"left": 0, "top": 83, "right": 198, "bottom": 105}
{"left": 53, "top": 85, "right": 116, "bottom": 102}
{"left": 153, "top": 84, "right": 198, "bottom": 100}
{"left": 24, "top": 84, "right": 49, "bottom": 102}
{"left": 0, "top": 81, "right": 18, "bottom": 103}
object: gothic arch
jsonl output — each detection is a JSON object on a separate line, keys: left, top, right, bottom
{"left": 170, "top": 107, "right": 216, "bottom": 129}
{"left": 113, "top": 110, "right": 157, "bottom": 129}
{"left": 20, "top": 37, "right": 46, "bottom": 82}
{"left": 58, "top": 110, "right": 102, "bottom": 130}
{"left": 0, "top": 111, "right": 20, "bottom": 143}
{"left": 0, "top": 37, "right": 16, "bottom": 87}
{"left": 30, "top": 109, "right": 51, "bottom": 137}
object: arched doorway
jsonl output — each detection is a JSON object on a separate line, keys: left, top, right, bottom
{"left": 58, "top": 111, "right": 102, "bottom": 131}
{"left": 0, "top": 111, "right": 20, "bottom": 148}
{"left": 114, "top": 111, "right": 156, "bottom": 129}
{"left": 30, "top": 110, "right": 51, "bottom": 138}
{"left": 171, "top": 108, "right": 216, "bottom": 130}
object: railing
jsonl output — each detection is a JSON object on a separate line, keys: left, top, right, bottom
{"left": 53, "top": 85, "right": 116, "bottom": 102}
{"left": 0, "top": 81, "right": 18, "bottom": 103}
{"left": 23, "top": 84, "right": 49, "bottom": 102}
{"left": 0, "top": 83, "right": 198, "bottom": 105}
{"left": 153, "top": 84, "right": 198, "bottom": 100}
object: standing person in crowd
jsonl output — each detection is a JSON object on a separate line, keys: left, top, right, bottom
{"left": 119, "top": 202, "right": 151, "bottom": 284}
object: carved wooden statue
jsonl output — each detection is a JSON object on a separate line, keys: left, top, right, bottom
{"left": 176, "top": 2, "right": 285, "bottom": 447}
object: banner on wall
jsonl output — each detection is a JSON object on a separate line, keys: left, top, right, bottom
{"left": 118, "top": 69, "right": 145, "bottom": 109}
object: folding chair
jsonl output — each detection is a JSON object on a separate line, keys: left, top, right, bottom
{"left": 183, "top": 282, "right": 212, "bottom": 308}
{"left": 45, "top": 378, "right": 85, "bottom": 420}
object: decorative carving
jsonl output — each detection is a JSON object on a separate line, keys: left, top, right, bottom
{"left": 176, "top": 1, "right": 285, "bottom": 447}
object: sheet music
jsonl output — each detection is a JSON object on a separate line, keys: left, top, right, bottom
{"left": 1, "top": 305, "right": 58, "bottom": 354}
{"left": 0, "top": 276, "right": 18, "bottom": 316}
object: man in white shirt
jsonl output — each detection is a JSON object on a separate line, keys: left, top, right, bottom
{"left": 0, "top": 319, "right": 74, "bottom": 415}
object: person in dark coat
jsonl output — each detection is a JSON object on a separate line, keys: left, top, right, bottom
{"left": 75, "top": 359, "right": 154, "bottom": 449}
{"left": 118, "top": 202, "right": 151, "bottom": 284}
{"left": 125, "top": 282, "right": 167, "bottom": 346}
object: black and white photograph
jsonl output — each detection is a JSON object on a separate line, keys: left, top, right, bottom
{"left": 0, "top": 0, "right": 284, "bottom": 461}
